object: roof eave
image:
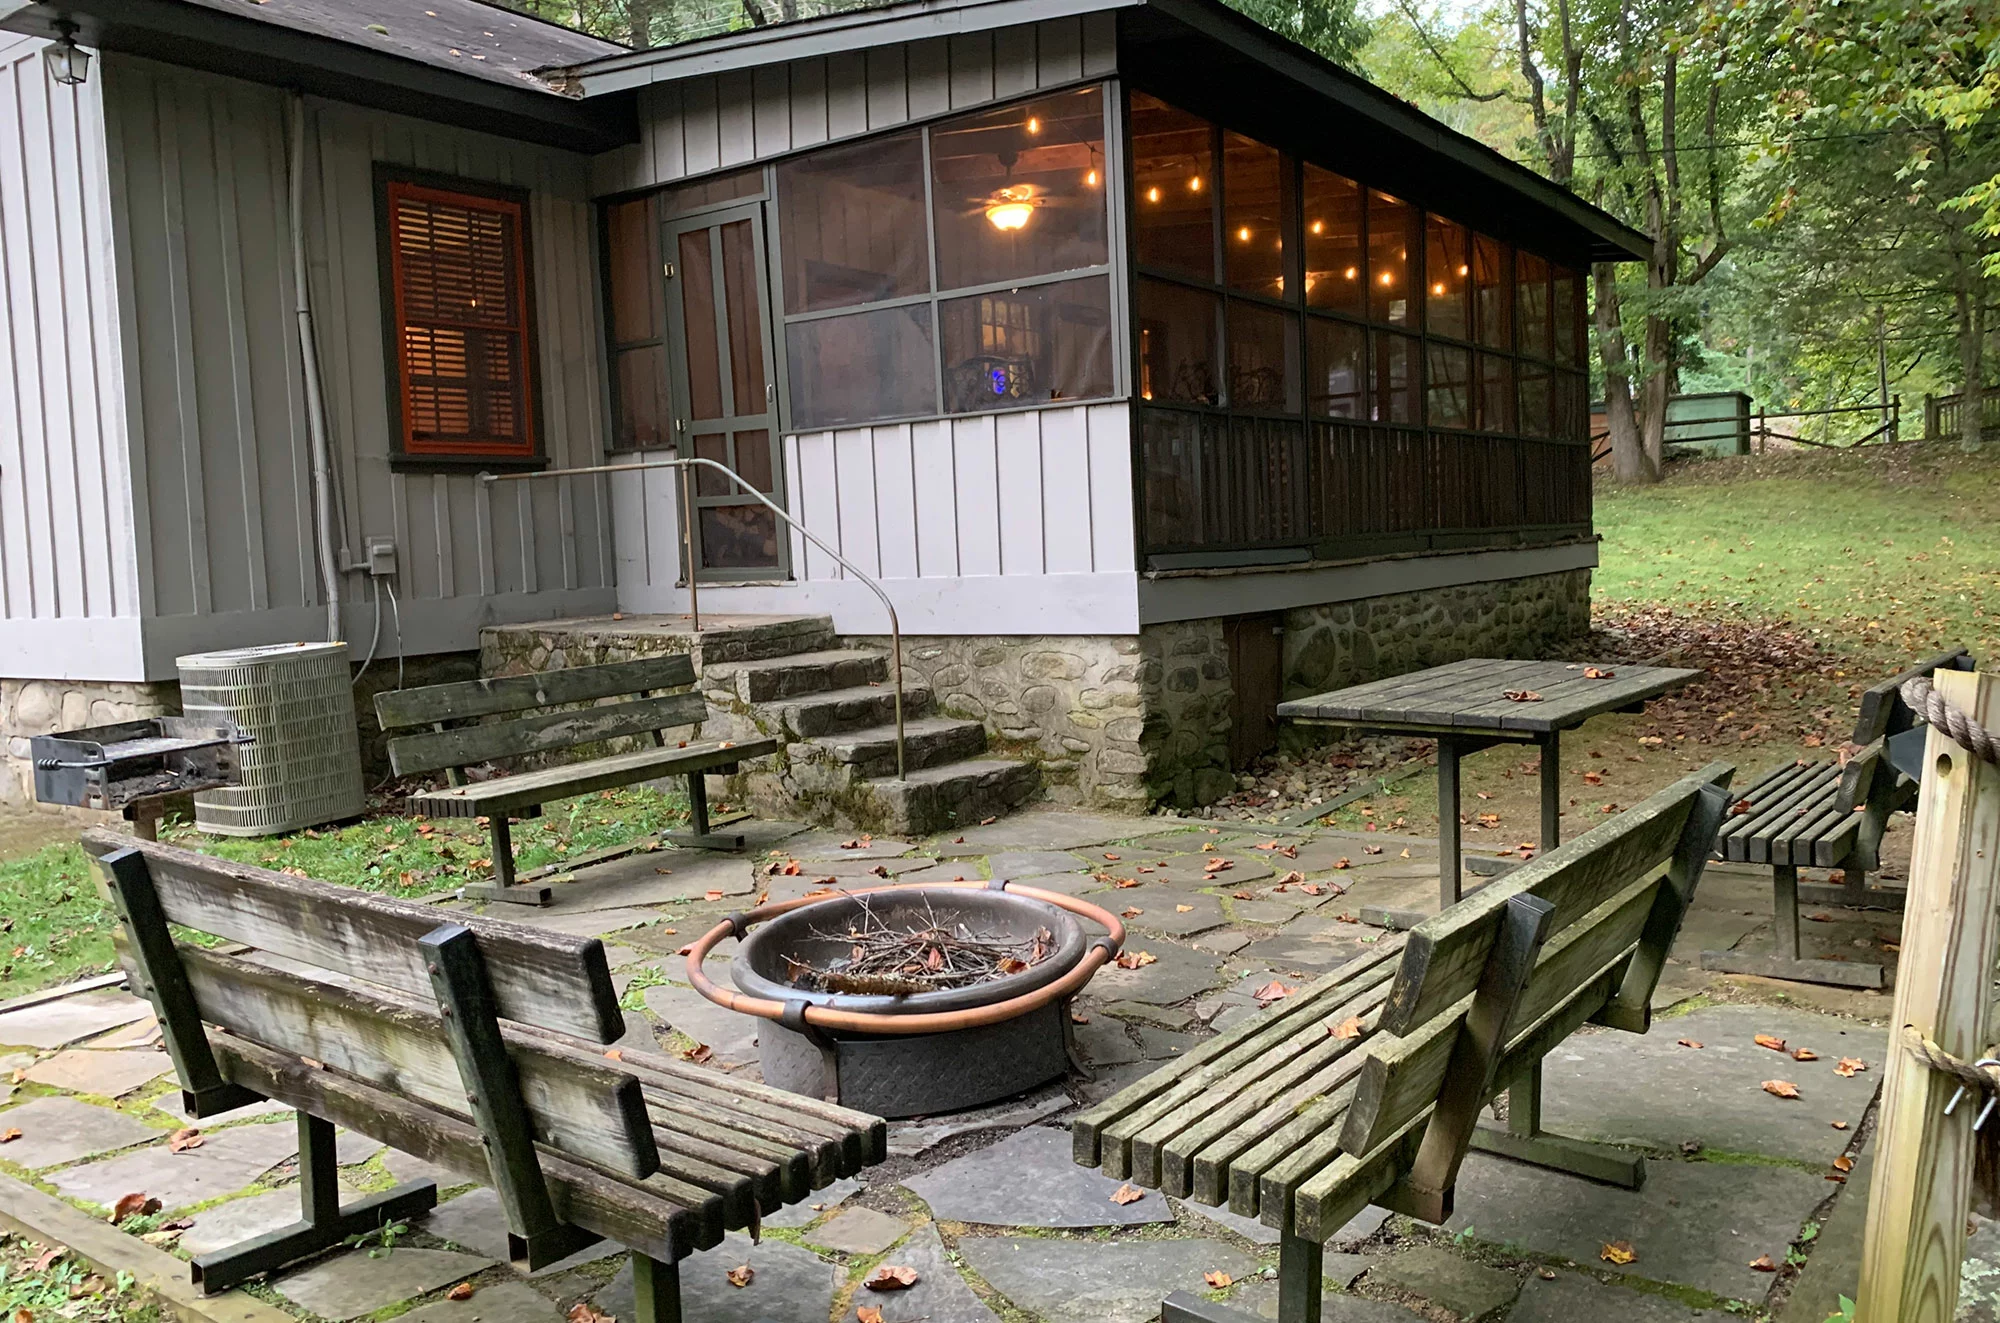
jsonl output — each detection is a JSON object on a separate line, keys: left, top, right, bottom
{"left": 0, "top": 0, "right": 638, "bottom": 153}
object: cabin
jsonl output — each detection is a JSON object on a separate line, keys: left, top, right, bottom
{"left": 0, "top": 0, "right": 1646, "bottom": 818}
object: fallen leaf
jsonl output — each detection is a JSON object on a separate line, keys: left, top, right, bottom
{"left": 996, "top": 957, "right": 1029, "bottom": 974}
{"left": 1503, "top": 689, "right": 1543, "bottom": 702}
{"left": 1299, "top": 882, "right": 1325, "bottom": 895}
{"left": 167, "top": 1127, "right": 203, "bottom": 1153}
{"left": 1834, "top": 1057, "right": 1867, "bottom": 1077}
{"left": 1103, "top": 852, "right": 1121, "bottom": 861}
{"left": 1833, "top": 1154, "right": 1854, "bottom": 1173}
{"left": 1831, "top": 1120, "right": 1849, "bottom": 1130}
{"left": 1754, "top": 1034, "right": 1788, "bottom": 1053}
{"left": 1791, "top": 1048, "right": 1819, "bottom": 1062}
{"left": 705, "top": 889, "right": 725, "bottom": 901}
{"left": 0, "top": 1128, "right": 19, "bottom": 1144}
{"left": 1763, "top": 1080, "right": 1801, "bottom": 1099}
{"left": 1203, "top": 1271, "right": 1234, "bottom": 1288}
{"left": 1070, "top": 1010, "right": 1090, "bottom": 1024}
{"left": 864, "top": 1265, "right": 920, "bottom": 1291}
{"left": 1805, "top": 911, "right": 1834, "bottom": 923}
{"left": 681, "top": 1043, "right": 714, "bottom": 1064}
{"left": 1251, "top": 980, "right": 1295, "bottom": 1006}
{"left": 1122, "top": 906, "right": 1143, "bottom": 918}
{"left": 979, "top": 816, "right": 997, "bottom": 825}
{"left": 1584, "top": 667, "right": 1616, "bottom": 679}
{"left": 1330, "top": 1016, "right": 1364, "bottom": 1040}
{"left": 1115, "top": 878, "right": 1142, "bottom": 889}
{"left": 111, "top": 1193, "right": 161, "bottom": 1222}
{"left": 1232, "top": 891, "right": 1254, "bottom": 900}
{"left": 30, "top": 1246, "right": 62, "bottom": 1272}
{"left": 725, "top": 1264, "right": 755, "bottom": 1288}
{"left": 1176, "top": 904, "right": 1195, "bottom": 913}
{"left": 1600, "top": 1241, "right": 1637, "bottom": 1265}
{"left": 1677, "top": 1039, "right": 1704, "bottom": 1049}
{"left": 567, "top": 1302, "right": 612, "bottom": 1323}
{"left": 1334, "top": 857, "right": 1352, "bottom": 869}
{"left": 1364, "top": 845, "right": 1383, "bottom": 855}
{"left": 858, "top": 1309, "right": 885, "bottom": 1323}
{"left": 1749, "top": 1254, "right": 1778, "bottom": 1272}
{"left": 1729, "top": 799, "right": 1755, "bottom": 816}
{"left": 1111, "top": 1183, "right": 1146, "bottom": 1205}
{"left": 1115, "top": 951, "right": 1157, "bottom": 969}
{"left": 446, "top": 1283, "right": 476, "bottom": 1301}
{"left": 1582, "top": 771, "right": 1604, "bottom": 786}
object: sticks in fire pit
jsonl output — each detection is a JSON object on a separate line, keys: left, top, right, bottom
{"left": 786, "top": 896, "right": 1054, "bottom": 997}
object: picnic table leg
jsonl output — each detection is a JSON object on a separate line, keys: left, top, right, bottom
{"left": 1438, "top": 737, "right": 1463, "bottom": 908}
{"left": 1538, "top": 733, "right": 1561, "bottom": 851}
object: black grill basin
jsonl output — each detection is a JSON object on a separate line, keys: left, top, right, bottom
{"left": 33, "top": 717, "right": 249, "bottom": 812}
{"left": 731, "top": 888, "right": 1088, "bottom": 1117}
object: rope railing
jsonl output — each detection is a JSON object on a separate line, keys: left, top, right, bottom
{"left": 481, "top": 457, "right": 907, "bottom": 781}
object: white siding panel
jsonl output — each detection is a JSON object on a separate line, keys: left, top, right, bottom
{"left": 824, "top": 51, "right": 869, "bottom": 140}
{"left": 905, "top": 37, "right": 952, "bottom": 121}
{"left": 1035, "top": 18, "right": 1084, "bottom": 84}
{"left": 645, "top": 83, "right": 685, "bottom": 184}
{"left": 873, "top": 426, "right": 919, "bottom": 578}
{"left": 1086, "top": 401, "right": 1136, "bottom": 571}
{"left": 680, "top": 76, "right": 722, "bottom": 175}
{"left": 715, "top": 70, "right": 757, "bottom": 167}
{"left": 788, "top": 57, "right": 829, "bottom": 148}
{"left": 994, "top": 409, "right": 1044, "bottom": 575}
{"left": 951, "top": 416, "right": 1001, "bottom": 577}
{"left": 832, "top": 428, "right": 881, "bottom": 577}
{"left": 908, "top": 419, "right": 958, "bottom": 578}
{"left": 1039, "top": 406, "right": 1094, "bottom": 573}
{"left": 992, "top": 25, "right": 1040, "bottom": 97}
{"left": 792, "top": 430, "right": 841, "bottom": 581}
{"left": 752, "top": 64, "right": 792, "bottom": 159}
{"left": 1082, "top": 11, "right": 1118, "bottom": 76}
{"left": 864, "top": 46, "right": 909, "bottom": 130}
{"left": 947, "top": 33, "right": 996, "bottom": 109}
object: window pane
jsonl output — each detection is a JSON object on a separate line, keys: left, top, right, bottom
{"left": 1307, "top": 317, "right": 1365, "bottom": 418}
{"left": 1303, "top": 166, "right": 1364, "bottom": 315}
{"left": 1553, "top": 267, "right": 1586, "bottom": 365}
{"left": 1140, "top": 407, "right": 1216, "bottom": 550}
{"left": 1516, "top": 250, "right": 1551, "bottom": 359}
{"left": 1425, "top": 343, "right": 1470, "bottom": 429}
{"left": 931, "top": 87, "right": 1107, "bottom": 290}
{"left": 776, "top": 130, "right": 929, "bottom": 315}
{"left": 1367, "top": 191, "right": 1415, "bottom": 326}
{"left": 1477, "top": 353, "right": 1513, "bottom": 432}
{"left": 940, "top": 276, "right": 1113, "bottom": 414}
{"left": 719, "top": 219, "right": 768, "bottom": 416}
{"left": 1517, "top": 360, "right": 1552, "bottom": 437}
{"left": 1371, "top": 329, "right": 1418, "bottom": 424}
{"left": 1228, "top": 301, "right": 1299, "bottom": 412}
{"left": 1425, "top": 215, "right": 1470, "bottom": 341}
{"left": 1131, "top": 92, "right": 1215, "bottom": 282}
{"left": 1137, "top": 278, "right": 1220, "bottom": 405}
{"left": 678, "top": 227, "right": 725, "bottom": 421}
{"left": 1474, "top": 234, "right": 1510, "bottom": 348}
{"left": 1552, "top": 369, "right": 1587, "bottom": 441}
{"left": 699, "top": 506, "right": 781, "bottom": 569}
{"left": 1223, "top": 132, "right": 1294, "bottom": 297}
{"left": 785, "top": 304, "right": 935, "bottom": 429}
{"left": 605, "top": 196, "right": 661, "bottom": 346}
{"left": 614, "top": 346, "right": 671, "bottom": 448}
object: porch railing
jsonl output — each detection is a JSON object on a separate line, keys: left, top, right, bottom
{"left": 481, "top": 457, "right": 906, "bottom": 782}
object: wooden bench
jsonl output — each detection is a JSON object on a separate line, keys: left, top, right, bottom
{"left": 82, "top": 828, "right": 883, "bottom": 1318}
{"left": 1701, "top": 646, "right": 1975, "bottom": 989}
{"left": 376, "top": 657, "right": 778, "bottom": 906}
{"left": 1072, "top": 763, "right": 1734, "bottom": 1323}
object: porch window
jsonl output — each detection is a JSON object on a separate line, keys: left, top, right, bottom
{"left": 380, "top": 171, "right": 539, "bottom": 463}
{"left": 603, "top": 194, "right": 670, "bottom": 448}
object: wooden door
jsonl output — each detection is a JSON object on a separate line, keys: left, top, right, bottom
{"left": 1226, "top": 613, "right": 1285, "bottom": 768}
{"left": 664, "top": 206, "right": 786, "bottom": 580}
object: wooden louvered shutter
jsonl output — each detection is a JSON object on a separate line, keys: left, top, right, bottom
{"left": 384, "top": 178, "right": 538, "bottom": 458}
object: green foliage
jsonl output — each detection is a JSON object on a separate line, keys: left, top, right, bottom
{"left": 1826, "top": 1296, "right": 1857, "bottom": 1323}
{"left": 1227, "top": 0, "right": 1369, "bottom": 64}
{"left": 0, "top": 1236, "right": 159, "bottom": 1323}
{"left": 0, "top": 843, "right": 119, "bottom": 1001}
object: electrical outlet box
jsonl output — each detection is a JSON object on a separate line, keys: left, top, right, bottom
{"left": 366, "top": 537, "right": 398, "bottom": 579}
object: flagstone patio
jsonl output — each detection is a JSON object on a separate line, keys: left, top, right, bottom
{"left": 0, "top": 804, "right": 1930, "bottom": 1322}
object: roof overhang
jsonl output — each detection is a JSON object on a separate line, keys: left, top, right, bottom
{"left": 0, "top": 0, "right": 637, "bottom": 153}
{"left": 560, "top": 0, "right": 1649, "bottom": 263}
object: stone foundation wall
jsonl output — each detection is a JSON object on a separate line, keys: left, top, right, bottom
{"left": 1, "top": 679, "right": 183, "bottom": 811}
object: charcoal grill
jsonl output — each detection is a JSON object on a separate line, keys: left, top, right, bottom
{"left": 33, "top": 717, "right": 251, "bottom": 838}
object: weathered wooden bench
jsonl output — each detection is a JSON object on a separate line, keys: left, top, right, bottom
{"left": 83, "top": 829, "right": 884, "bottom": 1318}
{"left": 1701, "top": 646, "right": 1975, "bottom": 989}
{"left": 376, "top": 656, "right": 778, "bottom": 905}
{"left": 1072, "top": 763, "right": 1734, "bottom": 1323}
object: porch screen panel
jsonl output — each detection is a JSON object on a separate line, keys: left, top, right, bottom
{"left": 385, "top": 178, "right": 536, "bottom": 459}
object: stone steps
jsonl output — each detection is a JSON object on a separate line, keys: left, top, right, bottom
{"left": 868, "top": 759, "right": 1043, "bottom": 835}
{"left": 709, "top": 649, "right": 889, "bottom": 703}
{"left": 802, "top": 715, "right": 988, "bottom": 779}
{"left": 770, "top": 683, "right": 931, "bottom": 738}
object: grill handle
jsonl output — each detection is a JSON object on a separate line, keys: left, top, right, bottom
{"left": 35, "top": 731, "right": 255, "bottom": 771}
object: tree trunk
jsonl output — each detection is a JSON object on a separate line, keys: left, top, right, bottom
{"left": 1595, "top": 264, "right": 1654, "bottom": 482}
{"left": 1957, "top": 261, "right": 1986, "bottom": 449}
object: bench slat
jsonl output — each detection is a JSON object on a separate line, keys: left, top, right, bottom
{"left": 1199, "top": 1031, "right": 1377, "bottom": 1211}
{"left": 644, "top": 1087, "right": 837, "bottom": 1192}
{"left": 386, "top": 692, "right": 711, "bottom": 776}
{"left": 1377, "top": 765, "right": 1714, "bottom": 1037}
{"left": 1341, "top": 871, "right": 1660, "bottom": 1159}
{"left": 1135, "top": 976, "right": 1395, "bottom": 1193}
{"left": 1240, "top": 1079, "right": 1367, "bottom": 1218}
{"left": 408, "top": 740, "right": 777, "bottom": 819}
{"left": 170, "top": 943, "right": 660, "bottom": 1180}
{"left": 1072, "top": 939, "right": 1407, "bottom": 1174}
{"left": 375, "top": 657, "right": 699, "bottom": 730}
{"left": 83, "top": 831, "right": 621, "bottom": 1043}
{"left": 1750, "top": 780, "right": 1841, "bottom": 864}
{"left": 1812, "top": 813, "right": 1864, "bottom": 869}
{"left": 1717, "top": 762, "right": 1829, "bottom": 859}
{"left": 645, "top": 1099, "right": 807, "bottom": 1204}
{"left": 210, "top": 1033, "right": 715, "bottom": 1260}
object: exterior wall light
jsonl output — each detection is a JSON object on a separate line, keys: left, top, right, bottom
{"left": 44, "top": 24, "right": 90, "bottom": 86}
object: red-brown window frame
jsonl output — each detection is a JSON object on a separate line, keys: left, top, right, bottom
{"left": 376, "top": 167, "right": 544, "bottom": 467}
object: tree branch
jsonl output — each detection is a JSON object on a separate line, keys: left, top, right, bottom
{"left": 1397, "top": 0, "right": 1508, "bottom": 103}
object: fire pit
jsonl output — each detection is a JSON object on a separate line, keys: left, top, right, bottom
{"left": 684, "top": 882, "right": 1124, "bottom": 1117}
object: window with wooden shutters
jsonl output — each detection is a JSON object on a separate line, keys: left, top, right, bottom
{"left": 380, "top": 172, "right": 540, "bottom": 462}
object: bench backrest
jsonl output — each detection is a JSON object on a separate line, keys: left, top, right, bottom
{"left": 376, "top": 656, "right": 704, "bottom": 777}
{"left": 1852, "top": 647, "right": 1976, "bottom": 746}
{"left": 1338, "top": 762, "right": 1734, "bottom": 1160}
{"left": 81, "top": 829, "right": 658, "bottom": 1180}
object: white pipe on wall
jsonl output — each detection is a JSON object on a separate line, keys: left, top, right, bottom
{"left": 289, "top": 91, "right": 345, "bottom": 643}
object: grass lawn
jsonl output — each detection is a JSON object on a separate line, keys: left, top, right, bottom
{"left": 0, "top": 784, "right": 689, "bottom": 1002}
{"left": 1595, "top": 443, "right": 2000, "bottom": 668}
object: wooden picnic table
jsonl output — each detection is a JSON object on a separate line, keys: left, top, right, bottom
{"left": 1278, "top": 658, "right": 1702, "bottom": 908}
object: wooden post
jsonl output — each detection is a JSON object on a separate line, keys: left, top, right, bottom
{"left": 1857, "top": 668, "right": 2000, "bottom": 1323}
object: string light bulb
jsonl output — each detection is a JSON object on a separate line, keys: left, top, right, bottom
{"left": 1086, "top": 168, "right": 1099, "bottom": 186}
{"left": 1379, "top": 271, "right": 1393, "bottom": 285}
{"left": 1310, "top": 220, "right": 1324, "bottom": 234}
{"left": 1188, "top": 176, "right": 1202, "bottom": 192}
{"left": 1237, "top": 225, "right": 1252, "bottom": 242}
{"left": 1027, "top": 116, "right": 1041, "bottom": 134}
{"left": 1344, "top": 266, "right": 1358, "bottom": 280}
{"left": 1146, "top": 186, "right": 1161, "bottom": 203}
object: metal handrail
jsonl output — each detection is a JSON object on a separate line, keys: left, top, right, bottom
{"left": 481, "top": 457, "right": 906, "bottom": 781}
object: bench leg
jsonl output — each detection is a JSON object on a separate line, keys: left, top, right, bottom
{"left": 1699, "top": 864, "right": 1885, "bottom": 989}
{"left": 1797, "top": 866, "right": 1909, "bottom": 912}
{"left": 192, "top": 1114, "right": 436, "bottom": 1294}
{"left": 1160, "top": 1215, "right": 1320, "bottom": 1323}
{"left": 464, "top": 814, "right": 554, "bottom": 906}
{"left": 631, "top": 1252, "right": 683, "bottom": 1323}
{"left": 662, "top": 769, "right": 749, "bottom": 851}
{"left": 1468, "top": 1059, "right": 1646, "bottom": 1189}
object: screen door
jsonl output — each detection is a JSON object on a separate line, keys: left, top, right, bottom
{"left": 665, "top": 205, "right": 787, "bottom": 580}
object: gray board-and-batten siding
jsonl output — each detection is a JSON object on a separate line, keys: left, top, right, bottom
{"left": 0, "top": 51, "right": 617, "bottom": 681}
